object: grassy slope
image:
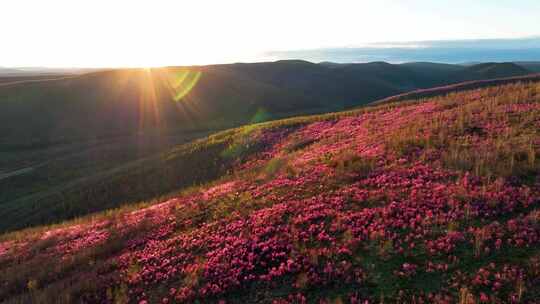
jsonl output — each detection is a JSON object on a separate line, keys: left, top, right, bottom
{"left": 0, "top": 80, "right": 539, "bottom": 303}
{"left": 373, "top": 74, "right": 540, "bottom": 105}
{"left": 0, "top": 62, "right": 535, "bottom": 233}
{"left": 0, "top": 65, "right": 324, "bottom": 232}
{"left": 1, "top": 74, "right": 540, "bottom": 234}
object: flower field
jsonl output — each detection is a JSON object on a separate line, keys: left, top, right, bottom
{"left": 1, "top": 81, "right": 539, "bottom": 303}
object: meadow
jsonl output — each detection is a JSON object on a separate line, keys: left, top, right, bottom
{"left": 0, "top": 80, "right": 539, "bottom": 303}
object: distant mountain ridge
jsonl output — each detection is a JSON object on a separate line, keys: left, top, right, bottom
{"left": 0, "top": 61, "right": 534, "bottom": 149}
{"left": 0, "top": 67, "right": 103, "bottom": 76}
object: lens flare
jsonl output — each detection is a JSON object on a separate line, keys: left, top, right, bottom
{"left": 250, "top": 107, "right": 271, "bottom": 124}
{"left": 167, "top": 70, "right": 202, "bottom": 101}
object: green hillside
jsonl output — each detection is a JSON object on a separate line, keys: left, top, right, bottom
{"left": 0, "top": 79, "right": 538, "bottom": 303}
{"left": 0, "top": 61, "right": 535, "bottom": 233}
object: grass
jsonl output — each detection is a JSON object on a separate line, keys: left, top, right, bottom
{"left": 386, "top": 82, "right": 540, "bottom": 183}
{"left": 4, "top": 75, "right": 538, "bottom": 234}
{"left": 0, "top": 88, "right": 402, "bottom": 233}
{"left": 1, "top": 79, "right": 539, "bottom": 303}
{"left": 6, "top": 80, "right": 534, "bottom": 236}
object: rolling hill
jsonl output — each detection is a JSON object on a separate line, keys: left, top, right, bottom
{"left": 458, "top": 62, "right": 531, "bottom": 80}
{"left": 373, "top": 74, "right": 540, "bottom": 105}
{"left": 0, "top": 61, "right": 534, "bottom": 150}
{"left": 516, "top": 62, "right": 540, "bottom": 73}
{"left": 0, "top": 79, "right": 538, "bottom": 303}
{"left": 0, "top": 61, "right": 537, "bottom": 234}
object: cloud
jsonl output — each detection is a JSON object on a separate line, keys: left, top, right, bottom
{"left": 265, "top": 37, "right": 540, "bottom": 64}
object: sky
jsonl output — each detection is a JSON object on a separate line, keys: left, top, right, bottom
{"left": 1, "top": 0, "right": 540, "bottom": 67}
{"left": 268, "top": 37, "right": 540, "bottom": 64}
